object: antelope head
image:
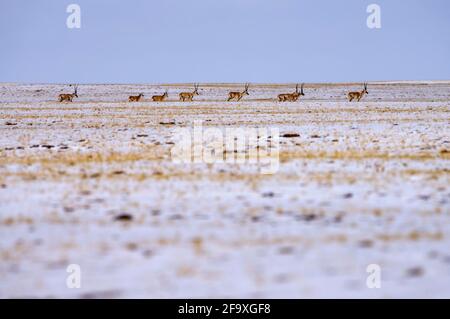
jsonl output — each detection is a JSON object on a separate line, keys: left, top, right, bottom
{"left": 363, "top": 83, "right": 368, "bottom": 95}
{"left": 243, "top": 83, "right": 249, "bottom": 96}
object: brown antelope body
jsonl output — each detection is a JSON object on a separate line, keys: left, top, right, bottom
{"left": 179, "top": 84, "right": 199, "bottom": 101}
{"left": 227, "top": 83, "right": 249, "bottom": 102}
{"left": 152, "top": 90, "right": 168, "bottom": 102}
{"left": 278, "top": 83, "right": 304, "bottom": 102}
{"left": 58, "top": 85, "right": 78, "bottom": 102}
{"left": 129, "top": 93, "right": 144, "bottom": 102}
{"left": 348, "top": 83, "right": 368, "bottom": 102}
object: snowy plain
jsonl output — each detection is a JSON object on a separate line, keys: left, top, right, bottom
{"left": 0, "top": 82, "right": 449, "bottom": 298}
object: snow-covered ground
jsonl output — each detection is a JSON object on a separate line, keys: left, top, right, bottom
{"left": 0, "top": 82, "right": 449, "bottom": 298}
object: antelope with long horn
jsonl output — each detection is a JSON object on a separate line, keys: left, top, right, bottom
{"left": 128, "top": 93, "right": 144, "bottom": 102}
{"left": 152, "top": 90, "right": 168, "bottom": 102}
{"left": 179, "top": 83, "right": 199, "bottom": 101}
{"left": 227, "top": 83, "right": 249, "bottom": 102}
{"left": 348, "top": 83, "right": 368, "bottom": 102}
{"left": 58, "top": 84, "right": 78, "bottom": 102}
{"left": 278, "top": 83, "right": 305, "bottom": 102}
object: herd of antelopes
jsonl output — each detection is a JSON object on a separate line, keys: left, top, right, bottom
{"left": 58, "top": 83, "right": 369, "bottom": 103}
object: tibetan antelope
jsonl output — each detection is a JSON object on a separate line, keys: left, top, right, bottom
{"left": 152, "top": 90, "right": 168, "bottom": 102}
{"left": 58, "top": 85, "right": 78, "bottom": 102}
{"left": 227, "top": 83, "right": 249, "bottom": 102}
{"left": 348, "top": 83, "right": 368, "bottom": 102}
{"left": 179, "top": 84, "right": 199, "bottom": 101}
{"left": 278, "top": 83, "right": 304, "bottom": 102}
{"left": 128, "top": 93, "right": 144, "bottom": 102}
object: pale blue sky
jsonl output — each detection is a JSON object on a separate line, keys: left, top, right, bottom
{"left": 0, "top": 0, "right": 449, "bottom": 83}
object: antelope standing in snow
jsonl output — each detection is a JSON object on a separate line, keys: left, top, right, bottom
{"left": 227, "top": 83, "right": 249, "bottom": 102}
{"left": 278, "top": 83, "right": 304, "bottom": 102}
{"left": 58, "top": 85, "right": 78, "bottom": 102}
{"left": 128, "top": 93, "right": 144, "bottom": 102}
{"left": 179, "top": 84, "right": 199, "bottom": 101}
{"left": 348, "top": 83, "right": 368, "bottom": 102}
{"left": 152, "top": 90, "right": 168, "bottom": 102}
